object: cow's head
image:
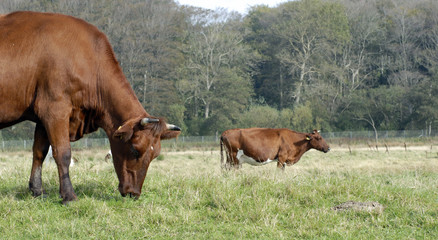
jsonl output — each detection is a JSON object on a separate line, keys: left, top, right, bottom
{"left": 110, "top": 117, "right": 181, "bottom": 199}
{"left": 306, "top": 129, "right": 330, "bottom": 153}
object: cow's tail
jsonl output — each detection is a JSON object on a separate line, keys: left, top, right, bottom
{"left": 220, "top": 135, "right": 233, "bottom": 170}
{"left": 220, "top": 136, "right": 224, "bottom": 169}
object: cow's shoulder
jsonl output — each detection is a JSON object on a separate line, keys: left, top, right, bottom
{"left": 277, "top": 129, "right": 307, "bottom": 144}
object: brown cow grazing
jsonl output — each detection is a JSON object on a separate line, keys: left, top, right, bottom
{"left": 0, "top": 11, "right": 181, "bottom": 203}
{"left": 220, "top": 128, "right": 330, "bottom": 170}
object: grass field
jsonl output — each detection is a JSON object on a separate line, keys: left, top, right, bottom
{"left": 0, "top": 144, "right": 437, "bottom": 239}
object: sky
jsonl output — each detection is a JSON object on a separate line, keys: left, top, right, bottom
{"left": 177, "top": 0, "right": 289, "bottom": 15}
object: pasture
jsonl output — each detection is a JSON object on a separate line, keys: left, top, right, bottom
{"left": 0, "top": 144, "right": 437, "bottom": 239}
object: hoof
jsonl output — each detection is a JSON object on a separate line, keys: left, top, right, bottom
{"left": 30, "top": 189, "right": 47, "bottom": 198}
{"left": 61, "top": 193, "right": 78, "bottom": 205}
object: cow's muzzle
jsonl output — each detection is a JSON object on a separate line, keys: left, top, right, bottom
{"left": 120, "top": 191, "right": 140, "bottom": 200}
{"left": 119, "top": 184, "right": 141, "bottom": 200}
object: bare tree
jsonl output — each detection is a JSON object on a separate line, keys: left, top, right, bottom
{"left": 181, "top": 9, "right": 251, "bottom": 119}
{"left": 274, "top": 0, "right": 350, "bottom": 105}
{"left": 340, "top": 0, "right": 382, "bottom": 93}
{"left": 383, "top": 0, "right": 426, "bottom": 87}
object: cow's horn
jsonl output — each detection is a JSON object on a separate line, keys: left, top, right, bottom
{"left": 166, "top": 124, "right": 181, "bottom": 131}
{"left": 141, "top": 118, "right": 159, "bottom": 126}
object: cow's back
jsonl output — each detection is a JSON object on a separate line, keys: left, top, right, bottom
{"left": 0, "top": 11, "right": 116, "bottom": 126}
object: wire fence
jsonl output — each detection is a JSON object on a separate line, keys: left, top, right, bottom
{"left": 0, "top": 130, "right": 436, "bottom": 151}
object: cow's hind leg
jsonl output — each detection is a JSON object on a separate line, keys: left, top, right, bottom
{"left": 222, "top": 140, "right": 235, "bottom": 170}
{"left": 29, "top": 124, "right": 50, "bottom": 197}
{"left": 224, "top": 148, "right": 239, "bottom": 170}
{"left": 229, "top": 150, "right": 240, "bottom": 170}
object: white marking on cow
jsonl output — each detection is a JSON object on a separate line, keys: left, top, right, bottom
{"left": 44, "top": 146, "right": 75, "bottom": 167}
{"left": 105, "top": 150, "right": 112, "bottom": 162}
{"left": 236, "top": 149, "right": 277, "bottom": 166}
{"left": 151, "top": 146, "right": 154, "bottom": 150}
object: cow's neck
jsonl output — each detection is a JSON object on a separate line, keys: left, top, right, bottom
{"left": 290, "top": 138, "right": 312, "bottom": 164}
{"left": 98, "top": 74, "right": 148, "bottom": 136}
{"left": 295, "top": 137, "right": 312, "bottom": 155}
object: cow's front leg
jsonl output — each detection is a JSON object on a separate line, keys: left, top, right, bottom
{"left": 277, "top": 161, "right": 286, "bottom": 170}
{"left": 52, "top": 144, "right": 76, "bottom": 203}
{"left": 43, "top": 116, "right": 77, "bottom": 204}
{"left": 29, "top": 124, "right": 50, "bottom": 197}
{"left": 277, "top": 153, "right": 287, "bottom": 170}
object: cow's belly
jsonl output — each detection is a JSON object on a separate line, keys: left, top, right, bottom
{"left": 236, "top": 149, "right": 277, "bottom": 166}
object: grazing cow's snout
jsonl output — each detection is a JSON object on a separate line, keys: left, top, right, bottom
{"left": 119, "top": 184, "right": 140, "bottom": 199}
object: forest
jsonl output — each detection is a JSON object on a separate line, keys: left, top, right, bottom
{"left": 1, "top": 0, "right": 437, "bottom": 140}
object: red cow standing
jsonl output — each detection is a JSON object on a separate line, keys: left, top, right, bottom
{"left": 221, "top": 128, "right": 330, "bottom": 169}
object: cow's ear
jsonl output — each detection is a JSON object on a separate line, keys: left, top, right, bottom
{"left": 160, "top": 130, "right": 181, "bottom": 140}
{"left": 113, "top": 123, "right": 134, "bottom": 142}
{"left": 306, "top": 135, "right": 312, "bottom": 141}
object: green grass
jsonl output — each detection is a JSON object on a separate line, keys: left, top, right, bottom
{"left": 0, "top": 146, "right": 437, "bottom": 239}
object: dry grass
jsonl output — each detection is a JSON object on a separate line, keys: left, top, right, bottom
{"left": 0, "top": 145, "right": 437, "bottom": 239}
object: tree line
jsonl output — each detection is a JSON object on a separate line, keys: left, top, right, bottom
{"left": 1, "top": 0, "right": 437, "bottom": 140}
